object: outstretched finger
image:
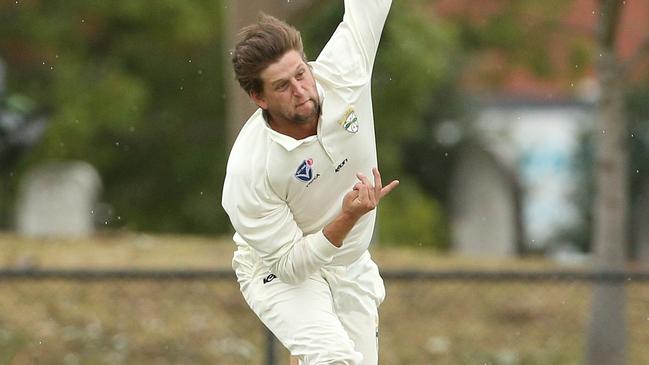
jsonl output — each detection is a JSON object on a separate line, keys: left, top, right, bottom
{"left": 380, "top": 179, "right": 400, "bottom": 198}
{"left": 372, "top": 168, "right": 382, "bottom": 198}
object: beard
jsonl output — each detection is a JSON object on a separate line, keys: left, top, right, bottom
{"left": 291, "top": 99, "right": 321, "bottom": 125}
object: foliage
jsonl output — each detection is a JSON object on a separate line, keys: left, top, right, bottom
{"left": 377, "top": 180, "right": 449, "bottom": 249}
{"left": 4, "top": 0, "right": 637, "bottom": 252}
{"left": 0, "top": 0, "right": 228, "bottom": 233}
{"left": 0, "top": 1, "right": 463, "bottom": 242}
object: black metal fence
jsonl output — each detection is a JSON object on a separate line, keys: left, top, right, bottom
{"left": 1, "top": 269, "right": 648, "bottom": 364}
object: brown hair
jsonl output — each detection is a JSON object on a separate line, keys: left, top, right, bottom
{"left": 232, "top": 13, "right": 306, "bottom": 96}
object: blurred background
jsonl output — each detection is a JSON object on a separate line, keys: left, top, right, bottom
{"left": 1, "top": 0, "right": 648, "bottom": 364}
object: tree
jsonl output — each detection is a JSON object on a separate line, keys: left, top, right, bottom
{"left": 585, "top": 1, "right": 649, "bottom": 364}
{"left": 0, "top": 0, "right": 229, "bottom": 234}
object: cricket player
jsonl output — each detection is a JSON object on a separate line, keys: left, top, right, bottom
{"left": 222, "top": 1, "right": 396, "bottom": 363}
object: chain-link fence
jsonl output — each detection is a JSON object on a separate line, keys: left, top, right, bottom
{"left": 1, "top": 269, "right": 648, "bottom": 364}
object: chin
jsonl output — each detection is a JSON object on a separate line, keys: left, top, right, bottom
{"left": 293, "top": 110, "right": 317, "bottom": 124}
{"left": 293, "top": 115, "right": 316, "bottom": 125}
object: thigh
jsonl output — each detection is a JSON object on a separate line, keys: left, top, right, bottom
{"left": 241, "top": 272, "right": 363, "bottom": 365}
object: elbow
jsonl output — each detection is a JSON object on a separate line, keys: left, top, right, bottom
{"left": 271, "top": 259, "right": 309, "bottom": 285}
{"left": 273, "top": 264, "right": 308, "bottom": 285}
{"left": 276, "top": 271, "right": 306, "bottom": 285}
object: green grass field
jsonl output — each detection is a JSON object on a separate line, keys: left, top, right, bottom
{"left": 1, "top": 232, "right": 647, "bottom": 364}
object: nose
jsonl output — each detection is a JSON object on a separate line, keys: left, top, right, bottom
{"left": 289, "top": 78, "right": 307, "bottom": 97}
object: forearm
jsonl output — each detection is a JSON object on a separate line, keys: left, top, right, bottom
{"left": 269, "top": 211, "right": 359, "bottom": 284}
{"left": 270, "top": 230, "right": 339, "bottom": 284}
{"left": 323, "top": 211, "right": 360, "bottom": 248}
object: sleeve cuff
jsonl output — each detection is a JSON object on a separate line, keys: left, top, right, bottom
{"left": 309, "top": 230, "right": 339, "bottom": 262}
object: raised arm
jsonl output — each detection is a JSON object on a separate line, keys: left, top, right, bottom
{"left": 314, "top": 0, "right": 392, "bottom": 87}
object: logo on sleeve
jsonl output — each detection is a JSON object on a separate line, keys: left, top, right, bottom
{"left": 295, "top": 158, "right": 315, "bottom": 182}
{"left": 338, "top": 107, "right": 359, "bottom": 133}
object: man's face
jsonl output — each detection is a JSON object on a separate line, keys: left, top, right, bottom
{"left": 253, "top": 50, "right": 320, "bottom": 126}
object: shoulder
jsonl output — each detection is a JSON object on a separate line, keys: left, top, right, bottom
{"left": 228, "top": 110, "right": 266, "bottom": 161}
{"left": 226, "top": 110, "right": 271, "bottom": 182}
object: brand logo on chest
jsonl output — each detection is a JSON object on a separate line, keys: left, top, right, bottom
{"left": 335, "top": 158, "right": 349, "bottom": 173}
{"left": 295, "top": 158, "right": 321, "bottom": 187}
{"left": 295, "top": 159, "right": 315, "bottom": 182}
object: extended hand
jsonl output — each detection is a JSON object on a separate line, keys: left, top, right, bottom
{"left": 342, "top": 167, "right": 399, "bottom": 219}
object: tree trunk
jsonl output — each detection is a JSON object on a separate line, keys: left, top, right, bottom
{"left": 585, "top": 1, "right": 628, "bottom": 364}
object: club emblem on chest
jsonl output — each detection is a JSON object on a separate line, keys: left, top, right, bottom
{"left": 338, "top": 107, "right": 359, "bottom": 134}
{"left": 295, "top": 158, "right": 315, "bottom": 182}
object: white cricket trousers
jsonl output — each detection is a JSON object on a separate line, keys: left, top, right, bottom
{"left": 235, "top": 251, "right": 385, "bottom": 365}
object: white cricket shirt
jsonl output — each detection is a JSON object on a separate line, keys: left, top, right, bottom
{"left": 222, "top": 0, "right": 392, "bottom": 285}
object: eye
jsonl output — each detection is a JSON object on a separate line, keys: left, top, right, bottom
{"left": 275, "top": 82, "right": 288, "bottom": 91}
{"left": 296, "top": 70, "right": 305, "bottom": 80}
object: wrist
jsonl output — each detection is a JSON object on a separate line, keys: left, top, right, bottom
{"left": 341, "top": 209, "right": 362, "bottom": 223}
{"left": 323, "top": 210, "right": 361, "bottom": 248}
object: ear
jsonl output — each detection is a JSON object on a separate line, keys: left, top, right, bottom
{"left": 250, "top": 90, "right": 268, "bottom": 110}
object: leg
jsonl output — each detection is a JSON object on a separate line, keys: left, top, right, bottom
{"left": 240, "top": 271, "right": 363, "bottom": 365}
{"left": 321, "top": 253, "right": 385, "bottom": 365}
